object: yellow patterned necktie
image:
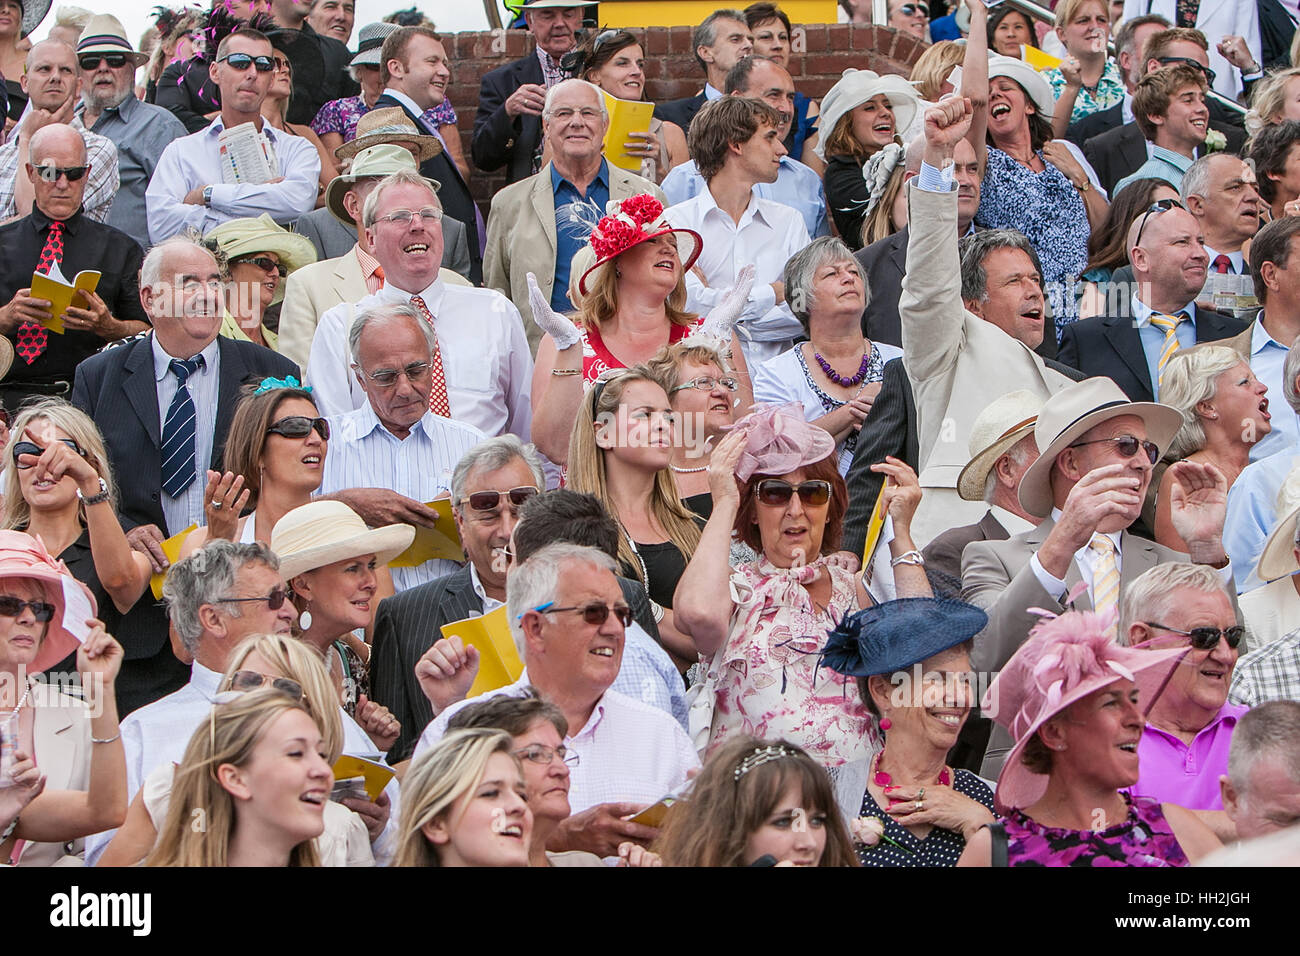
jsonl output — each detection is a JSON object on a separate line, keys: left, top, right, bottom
{"left": 1148, "top": 311, "right": 1188, "bottom": 390}
{"left": 1089, "top": 533, "right": 1120, "bottom": 640}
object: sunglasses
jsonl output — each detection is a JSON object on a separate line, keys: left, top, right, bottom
{"left": 900, "top": 2, "right": 929, "bottom": 15}
{"left": 1154, "top": 56, "right": 1216, "bottom": 86}
{"left": 232, "top": 255, "right": 287, "bottom": 278}
{"left": 266, "top": 416, "right": 329, "bottom": 441}
{"left": 79, "top": 53, "right": 128, "bottom": 70}
{"left": 532, "top": 601, "right": 634, "bottom": 628}
{"left": 228, "top": 670, "right": 304, "bottom": 699}
{"left": 32, "top": 164, "right": 88, "bottom": 183}
{"left": 459, "top": 486, "right": 537, "bottom": 512}
{"left": 754, "top": 478, "right": 833, "bottom": 507}
{"left": 217, "top": 586, "right": 290, "bottom": 611}
{"left": 12, "top": 438, "right": 86, "bottom": 468}
{"left": 1066, "top": 434, "right": 1160, "bottom": 465}
{"left": 272, "top": 55, "right": 291, "bottom": 72}
{"left": 0, "top": 595, "right": 56, "bottom": 622}
{"left": 1133, "top": 197, "right": 1186, "bottom": 248}
{"left": 1143, "top": 622, "right": 1245, "bottom": 650}
{"left": 217, "top": 52, "right": 276, "bottom": 72}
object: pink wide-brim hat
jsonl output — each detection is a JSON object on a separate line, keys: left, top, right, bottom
{"left": 730, "top": 403, "right": 837, "bottom": 482}
{"left": 576, "top": 194, "right": 703, "bottom": 297}
{"left": 983, "top": 609, "right": 1186, "bottom": 815}
{"left": 0, "top": 530, "right": 97, "bottom": 675}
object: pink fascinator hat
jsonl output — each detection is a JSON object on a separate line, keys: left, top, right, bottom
{"left": 731, "top": 403, "right": 836, "bottom": 482}
{"left": 0, "top": 530, "right": 97, "bottom": 675}
{"left": 982, "top": 609, "right": 1185, "bottom": 815}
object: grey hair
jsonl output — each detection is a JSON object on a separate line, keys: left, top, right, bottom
{"left": 693, "top": 9, "right": 749, "bottom": 71}
{"left": 1117, "top": 562, "right": 1231, "bottom": 644}
{"left": 1178, "top": 153, "right": 1221, "bottom": 205}
{"left": 361, "top": 170, "right": 441, "bottom": 229}
{"left": 506, "top": 542, "right": 616, "bottom": 655}
{"left": 982, "top": 433, "right": 1036, "bottom": 505}
{"left": 959, "top": 229, "right": 1043, "bottom": 302}
{"left": 451, "top": 435, "right": 546, "bottom": 510}
{"left": 1284, "top": 334, "right": 1300, "bottom": 415}
{"left": 782, "top": 236, "right": 868, "bottom": 332}
{"left": 541, "top": 78, "right": 608, "bottom": 120}
{"left": 161, "top": 540, "right": 280, "bottom": 654}
{"left": 1227, "top": 700, "right": 1300, "bottom": 790}
{"left": 348, "top": 302, "right": 437, "bottom": 366}
{"left": 1158, "top": 345, "right": 1249, "bottom": 460}
{"left": 140, "top": 237, "right": 217, "bottom": 289}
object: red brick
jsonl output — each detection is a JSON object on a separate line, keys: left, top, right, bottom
{"left": 804, "top": 53, "right": 849, "bottom": 75}
{"left": 827, "top": 23, "right": 851, "bottom": 51}
{"left": 644, "top": 27, "right": 670, "bottom": 54}
{"left": 799, "top": 23, "right": 827, "bottom": 53}
{"left": 670, "top": 25, "right": 695, "bottom": 54}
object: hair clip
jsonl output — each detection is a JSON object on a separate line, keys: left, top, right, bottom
{"left": 734, "top": 744, "right": 798, "bottom": 781}
{"left": 254, "top": 375, "right": 310, "bottom": 395}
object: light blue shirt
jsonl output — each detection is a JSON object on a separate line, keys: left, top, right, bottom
{"left": 1225, "top": 452, "right": 1300, "bottom": 593}
{"left": 152, "top": 333, "right": 220, "bottom": 536}
{"left": 1131, "top": 293, "right": 1199, "bottom": 400}
{"left": 661, "top": 155, "right": 829, "bottom": 238}
{"left": 1114, "top": 144, "right": 1194, "bottom": 195}
{"left": 320, "top": 402, "right": 486, "bottom": 592}
{"left": 1246, "top": 318, "right": 1295, "bottom": 462}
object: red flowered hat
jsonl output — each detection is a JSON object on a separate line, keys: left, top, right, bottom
{"left": 576, "top": 193, "right": 703, "bottom": 296}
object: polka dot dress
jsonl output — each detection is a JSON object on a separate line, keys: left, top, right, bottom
{"left": 855, "top": 770, "right": 994, "bottom": 867}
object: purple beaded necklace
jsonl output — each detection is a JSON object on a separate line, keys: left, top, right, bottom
{"left": 814, "top": 348, "right": 871, "bottom": 388}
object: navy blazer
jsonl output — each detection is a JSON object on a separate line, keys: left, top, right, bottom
{"left": 653, "top": 91, "right": 707, "bottom": 135}
{"left": 471, "top": 53, "right": 545, "bottom": 186}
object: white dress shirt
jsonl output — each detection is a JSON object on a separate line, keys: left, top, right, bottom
{"left": 667, "top": 188, "right": 808, "bottom": 367}
{"left": 145, "top": 116, "right": 321, "bottom": 242}
{"left": 306, "top": 276, "right": 534, "bottom": 440}
{"left": 414, "top": 672, "right": 699, "bottom": 812}
{"left": 320, "top": 403, "right": 486, "bottom": 591}
{"left": 152, "top": 333, "right": 221, "bottom": 536}
{"left": 660, "top": 155, "right": 830, "bottom": 239}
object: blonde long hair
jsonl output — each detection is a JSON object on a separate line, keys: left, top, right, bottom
{"left": 574, "top": 243, "right": 696, "bottom": 332}
{"left": 565, "top": 366, "right": 702, "bottom": 584}
{"left": 1, "top": 399, "right": 117, "bottom": 531}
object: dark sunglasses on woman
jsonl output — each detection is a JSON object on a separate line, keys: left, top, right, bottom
{"left": 0, "top": 596, "right": 56, "bottom": 622}
{"left": 229, "top": 670, "right": 305, "bottom": 700}
{"left": 12, "top": 438, "right": 86, "bottom": 468}
{"left": 265, "top": 416, "right": 330, "bottom": 441}
{"left": 754, "top": 478, "right": 832, "bottom": 507}
{"left": 233, "top": 255, "right": 288, "bottom": 278}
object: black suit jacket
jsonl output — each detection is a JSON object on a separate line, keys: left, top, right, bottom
{"left": 1082, "top": 110, "right": 1247, "bottom": 197}
{"left": 855, "top": 226, "right": 910, "bottom": 347}
{"left": 471, "top": 54, "right": 545, "bottom": 187}
{"left": 1066, "top": 101, "right": 1122, "bottom": 148}
{"left": 1056, "top": 306, "right": 1249, "bottom": 401}
{"left": 370, "top": 568, "right": 661, "bottom": 762}
{"left": 375, "top": 92, "right": 483, "bottom": 284}
{"left": 653, "top": 91, "right": 707, "bottom": 136}
{"left": 922, "top": 510, "right": 1011, "bottom": 597}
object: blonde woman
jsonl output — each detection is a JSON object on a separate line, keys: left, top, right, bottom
{"left": 909, "top": 40, "right": 965, "bottom": 102}
{"left": 1154, "top": 346, "right": 1271, "bottom": 552}
{"left": 567, "top": 365, "right": 703, "bottom": 670}
{"left": 146, "top": 688, "right": 332, "bottom": 867}
{"left": 392, "top": 728, "right": 531, "bottom": 868}
{"left": 1246, "top": 67, "right": 1300, "bottom": 139}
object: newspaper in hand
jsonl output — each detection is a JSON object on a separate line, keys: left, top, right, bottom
{"left": 217, "top": 121, "right": 280, "bottom": 184}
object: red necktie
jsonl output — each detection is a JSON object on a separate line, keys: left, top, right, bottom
{"left": 1212, "top": 254, "right": 1231, "bottom": 274}
{"left": 408, "top": 294, "right": 452, "bottom": 418}
{"left": 16, "top": 221, "right": 64, "bottom": 364}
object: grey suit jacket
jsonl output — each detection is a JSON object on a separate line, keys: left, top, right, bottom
{"left": 294, "top": 206, "right": 472, "bottom": 280}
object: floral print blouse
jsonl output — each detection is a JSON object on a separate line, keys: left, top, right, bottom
{"left": 311, "top": 95, "right": 457, "bottom": 141}
{"left": 1043, "top": 58, "right": 1124, "bottom": 127}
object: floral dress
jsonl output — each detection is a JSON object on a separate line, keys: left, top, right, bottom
{"left": 707, "top": 557, "right": 877, "bottom": 767}
{"left": 311, "top": 95, "right": 457, "bottom": 142}
{"left": 1043, "top": 58, "right": 1125, "bottom": 127}
{"left": 1001, "top": 795, "right": 1189, "bottom": 867}
{"left": 977, "top": 145, "right": 1090, "bottom": 337}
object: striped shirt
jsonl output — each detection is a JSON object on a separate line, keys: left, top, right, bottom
{"left": 321, "top": 402, "right": 485, "bottom": 591}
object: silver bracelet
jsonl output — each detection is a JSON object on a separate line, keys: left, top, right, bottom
{"left": 90, "top": 733, "right": 121, "bottom": 745}
{"left": 890, "top": 549, "right": 925, "bottom": 568}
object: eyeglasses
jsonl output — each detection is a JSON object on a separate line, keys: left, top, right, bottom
{"left": 216, "top": 586, "right": 290, "bottom": 611}
{"left": 79, "top": 53, "right": 128, "bottom": 70}
{"left": 671, "top": 376, "right": 739, "bottom": 394}
{"left": 32, "top": 164, "right": 88, "bottom": 183}
{"left": 0, "top": 595, "right": 55, "bottom": 622}
{"left": 1066, "top": 434, "right": 1160, "bottom": 465}
{"left": 515, "top": 743, "right": 580, "bottom": 767}
{"left": 356, "top": 361, "right": 432, "bottom": 388}
{"left": 217, "top": 52, "right": 276, "bottom": 72}
{"left": 228, "top": 670, "right": 304, "bottom": 699}
{"left": 1143, "top": 622, "right": 1245, "bottom": 650}
{"left": 899, "top": 2, "right": 929, "bottom": 15}
{"left": 1133, "top": 197, "right": 1186, "bottom": 248}
{"left": 1154, "top": 56, "right": 1216, "bottom": 86}
{"left": 265, "top": 416, "right": 329, "bottom": 441}
{"left": 232, "top": 255, "right": 287, "bottom": 278}
{"left": 532, "top": 601, "right": 634, "bottom": 628}
{"left": 754, "top": 478, "right": 832, "bottom": 507}
{"left": 546, "top": 106, "right": 602, "bottom": 122}
{"left": 373, "top": 207, "right": 442, "bottom": 226}
{"left": 12, "top": 438, "right": 86, "bottom": 468}
{"left": 458, "top": 486, "right": 538, "bottom": 512}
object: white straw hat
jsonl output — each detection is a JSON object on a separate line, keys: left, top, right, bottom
{"left": 956, "top": 390, "right": 1044, "bottom": 502}
{"left": 272, "top": 501, "right": 415, "bottom": 580}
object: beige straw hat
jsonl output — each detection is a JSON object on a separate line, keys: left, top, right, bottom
{"left": 271, "top": 501, "right": 415, "bottom": 580}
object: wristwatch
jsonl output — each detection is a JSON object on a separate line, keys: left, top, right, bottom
{"left": 77, "top": 477, "right": 110, "bottom": 506}
{"left": 202, "top": 185, "right": 213, "bottom": 207}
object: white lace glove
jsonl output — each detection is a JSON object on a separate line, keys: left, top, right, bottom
{"left": 527, "top": 271, "right": 582, "bottom": 351}
{"left": 696, "top": 264, "right": 755, "bottom": 343}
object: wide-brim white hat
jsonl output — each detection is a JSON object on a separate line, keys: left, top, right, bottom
{"left": 988, "top": 53, "right": 1056, "bottom": 120}
{"left": 1255, "top": 463, "right": 1300, "bottom": 582}
{"left": 814, "top": 68, "right": 921, "bottom": 161}
{"left": 272, "top": 501, "right": 415, "bottom": 581}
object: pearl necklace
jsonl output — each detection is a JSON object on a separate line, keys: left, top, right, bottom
{"left": 5, "top": 681, "right": 31, "bottom": 725}
{"left": 670, "top": 464, "right": 708, "bottom": 474}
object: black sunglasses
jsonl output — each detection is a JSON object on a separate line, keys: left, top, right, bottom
{"left": 900, "top": 2, "right": 929, "bottom": 15}
{"left": 1133, "top": 198, "right": 1186, "bottom": 248}
{"left": 32, "top": 164, "right": 88, "bottom": 183}
{"left": 754, "top": 478, "right": 832, "bottom": 507}
{"left": 229, "top": 670, "right": 304, "bottom": 700}
{"left": 217, "top": 586, "right": 290, "bottom": 611}
{"left": 218, "top": 52, "right": 276, "bottom": 72}
{"left": 1155, "top": 56, "right": 1216, "bottom": 86}
{"left": 232, "top": 255, "right": 287, "bottom": 278}
{"left": 13, "top": 438, "right": 86, "bottom": 468}
{"left": 459, "top": 486, "right": 537, "bottom": 512}
{"left": 1067, "top": 434, "right": 1160, "bottom": 465}
{"left": 0, "top": 595, "right": 56, "bottom": 622}
{"left": 79, "top": 53, "right": 128, "bottom": 70}
{"left": 1143, "top": 622, "right": 1245, "bottom": 650}
{"left": 266, "top": 416, "right": 329, "bottom": 441}
{"left": 536, "top": 601, "right": 634, "bottom": 628}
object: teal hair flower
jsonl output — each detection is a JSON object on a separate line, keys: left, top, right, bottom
{"left": 253, "top": 375, "right": 310, "bottom": 395}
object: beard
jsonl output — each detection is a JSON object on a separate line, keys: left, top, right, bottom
{"left": 85, "top": 83, "right": 132, "bottom": 113}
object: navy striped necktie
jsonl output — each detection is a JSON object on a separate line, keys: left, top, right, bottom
{"left": 161, "top": 355, "right": 205, "bottom": 499}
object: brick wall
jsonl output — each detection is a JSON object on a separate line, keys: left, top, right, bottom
{"left": 443, "top": 24, "right": 929, "bottom": 209}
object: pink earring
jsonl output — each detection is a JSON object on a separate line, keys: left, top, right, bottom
{"left": 879, "top": 717, "right": 892, "bottom": 731}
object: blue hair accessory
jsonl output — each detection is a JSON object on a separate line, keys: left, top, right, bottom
{"left": 254, "top": 375, "right": 310, "bottom": 395}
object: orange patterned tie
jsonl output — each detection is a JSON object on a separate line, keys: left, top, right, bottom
{"left": 408, "top": 294, "right": 451, "bottom": 418}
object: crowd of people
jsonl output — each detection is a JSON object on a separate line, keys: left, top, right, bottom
{"left": 2, "top": 0, "right": 1300, "bottom": 870}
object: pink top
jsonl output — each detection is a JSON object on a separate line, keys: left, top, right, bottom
{"left": 707, "top": 557, "right": 877, "bottom": 767}
{"left": 1129, "top": 702, "right": 1248, "bottom": 811}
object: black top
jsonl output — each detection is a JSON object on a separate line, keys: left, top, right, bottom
{"left": 155, "top": 58, "right": 220, "bottom": 134}
{"left": 824, "top": 154, "right": 870, "bottom": 251}
{"left": 4, "top": 78, "right": 23, "bottom": 122}
{"left": 622, "top": 539, "right": 688, "bottom": 610}
{"left": 0, "top": 207, "right": 148, "bottom": 386}
{"left": 856, "top": 769, "right": 994, "bottom": 867}
{"left": 683, "top": 492, "right": 712, "bottom": 521}
{"left": 37, "top": 528, "right": 122, "bottom": 676}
